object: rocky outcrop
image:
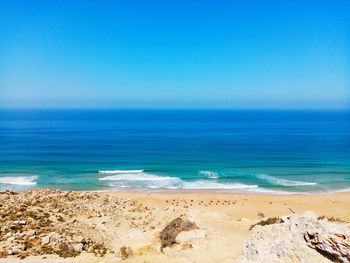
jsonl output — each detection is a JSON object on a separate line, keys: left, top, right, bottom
{"left": 304, "top": 229, "right": 350, "bottom": 262}
{"left": 238, "top": 211, "right": 350, "bottom": 263}
{"left": 0, "top": 189, "right": 148, "bottom": 259}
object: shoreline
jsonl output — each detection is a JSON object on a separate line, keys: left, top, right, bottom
{"left": 18, "top": 185, "right": 350, "bottom": 196}
{"left": 100, "top": 186, "right": 350, "bottom": 195}
{"left": 6, "top": 185, "right": 350, "bottom": 195}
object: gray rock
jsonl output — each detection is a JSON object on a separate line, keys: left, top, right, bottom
{"left": 237, "top": 211, "right": 350, "bottom": 263}
{"left": 73, "top": 243, "right": 84, "bottom": 252}
{"left": 304, "top": 229, "right": 350, "bottom": 263}
{"left": 74, "top": 235, "right": 85, "bottom": 243}
{"left": 18, "top": 220, "right": 27, "bottom": 225}
{"left": 41, "top": 235, "right": 51, "bottom": 245}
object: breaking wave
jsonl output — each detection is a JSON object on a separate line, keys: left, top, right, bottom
{"left": 99, "top": 169, "right": 259, "bottom": 190}
{"left": 99, "top": 170, "right": 182, "bottom": 188}
{"left": 199, "top": 170, "right": 219, "bottom": 179}
{"left": 257, "top": 174, "right": 317, "bottom": 186}
{"left": 0, "top": 175, "right": 37, "bottom": 186}
{"left": 99, "top": 170, "right": 144, "bottom": 174}
{"left": 182, "top": 180, "right": 258, "bottom": 190}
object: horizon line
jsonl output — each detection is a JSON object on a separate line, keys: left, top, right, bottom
{"left": 0, "top": 107, "right": 349, "bottom": 111}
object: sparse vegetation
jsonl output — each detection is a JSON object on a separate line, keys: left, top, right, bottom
{"left": 159, "top": 216, "right": 198, "bottom": 252}
{"left": 120, "top": 246, "right": 133, "bottom": 260}
{"left": 317, "top": 215, "right": 350, "bottom": 223}
{"left": 249, "top": 217, "right": 282, "bottom": 230}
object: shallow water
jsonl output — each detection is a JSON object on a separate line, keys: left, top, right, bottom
{"left": 0, "top": 109, "right": 349, "bottom": 193}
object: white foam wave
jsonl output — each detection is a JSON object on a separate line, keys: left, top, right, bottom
{"left": 199, "top": 170, "right": 219, "bottom": 179}
{"left": 99, "top": 171, "right": 182, "bottom": 188}
{"left": 329, "top": 188, "right": 350, "bottom": 193}
{"left": 0, "top": 176, "right": 37, "bottom": 186}
{"left": 98, "top": 169, "right": 313, "bottom": 193}
{"left": 182, "top": 180, "right": 258, "bottom": 190}
{"left": 99, "top": 173, "right": 179, "bottom": 182}
{"left": 99, "top": 170, "right": 258, "bottom": 190}
{"left": 257, "top": 174, "right": 317, "bottom": 186}
{"left": 99, "top": 170, "right": 144, "bottom": 174}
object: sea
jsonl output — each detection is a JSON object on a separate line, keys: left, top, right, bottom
{"left": 0, "top": 109, "right": 349, "bottom": 194}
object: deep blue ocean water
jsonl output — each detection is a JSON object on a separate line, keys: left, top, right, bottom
{"left": 0, "top": 110, "right": 349, "bottom": 193}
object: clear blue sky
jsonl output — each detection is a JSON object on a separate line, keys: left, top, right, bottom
{"left": 0, "top": 0, "right": 349, "bottom": 109}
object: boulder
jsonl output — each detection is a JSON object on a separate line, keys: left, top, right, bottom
{"left": 73, "top": 243, "right": 84, "bottom": 252}
{"left": 238, "top": 211, "right": 350, "bottom": 263}
{"left": 41, "top": 235, "right": 51, "bottom": 245}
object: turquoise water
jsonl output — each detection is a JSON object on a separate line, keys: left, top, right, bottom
{"left": 0, "top": 110, "right": 349, "bottom": 193}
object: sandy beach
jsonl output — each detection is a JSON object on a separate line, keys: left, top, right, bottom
{"left": 0, "top": 189, "right": 349, "bottom": 263}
